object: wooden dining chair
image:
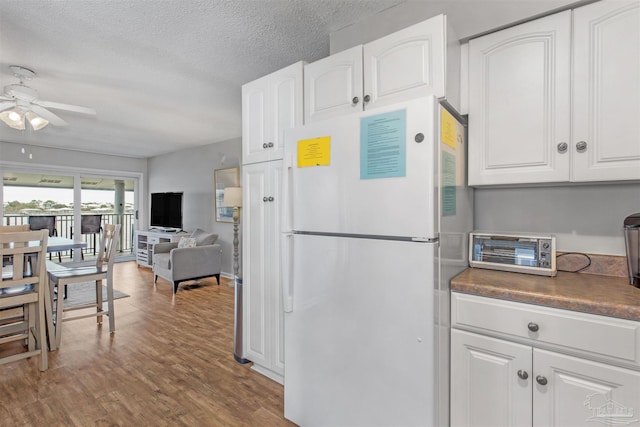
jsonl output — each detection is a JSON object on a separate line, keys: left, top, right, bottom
{"left": 0, "top": 230, "right": 49, "bottom": 371}
{"left": 47, "top": 224, "right": 120, "bottom": 348}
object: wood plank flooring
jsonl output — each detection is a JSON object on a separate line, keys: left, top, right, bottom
{"left": 0, "top": 261, "right": 297, "bottom": 426}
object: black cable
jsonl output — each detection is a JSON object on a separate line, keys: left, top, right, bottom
{"left": 556, "top": 252, "right": 592, "bottom": 273}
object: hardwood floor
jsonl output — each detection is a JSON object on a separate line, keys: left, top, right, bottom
{"left": 0, "top": 261, "right": 297, "bottom": 426}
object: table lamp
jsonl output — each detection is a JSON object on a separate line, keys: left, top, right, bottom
{"left": 222, "top": 186, "right": 249, "bottom": 364}
{"left": 222, "top": 187, "right": 242, "bottom": 277}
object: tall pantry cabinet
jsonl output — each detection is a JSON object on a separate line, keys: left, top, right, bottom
{"left": 241, "top": 61, "right": 303, "bottom": 383}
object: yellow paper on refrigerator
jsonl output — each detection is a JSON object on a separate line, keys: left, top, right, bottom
{"left": 298, "top": 136, "right": 331, "bottom": 167}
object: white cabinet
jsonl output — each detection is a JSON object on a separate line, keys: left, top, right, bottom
{"left": 135, "top": 230, "right": 186, "bottom": 268}
{"left": 451, "top": 293, "right": 640, "bottom": 427}
{"left": 304, "top": 45, "right": 363, "bottom": 123}
{"left": 242, "top": 62, "right": 303, "bottom": 165}
{"left": 571, "top": 0, "right": 640, "bottom": 182}
{"left": 468, "top": 11, "right": 572, "bottom": 186}
{"left": 534, "top": 349, "right": 640, "bottom": 427}
{"left": 242, "top": 160, "right": 284, "bottom": 383}
{"left": 304, "top": 14, "right": 459, "bottom": 123}
{"left": 468, "top": 2, "right": 640, "bottom": 186}
{"left": 451, "top": 329, "right": 532, "bottom": 427}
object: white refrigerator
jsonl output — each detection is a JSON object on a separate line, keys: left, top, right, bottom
{"left": 282, "top": 96, "right": 472, "bottom": 426}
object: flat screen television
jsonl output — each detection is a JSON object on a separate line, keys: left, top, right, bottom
{"left": 150, "top": 192, "right": 183, "bottom": 230}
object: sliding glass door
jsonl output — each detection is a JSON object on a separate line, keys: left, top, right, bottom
{"left": 2, "top": 169, "right": 138, "bottom": 263}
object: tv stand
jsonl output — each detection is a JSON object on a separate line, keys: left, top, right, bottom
{"left": 135, "top": 229, "right": 188, "bottom": 268}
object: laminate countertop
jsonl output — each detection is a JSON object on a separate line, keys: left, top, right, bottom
{"left": 451, "top": 268, "right": 640, "bottom": 322}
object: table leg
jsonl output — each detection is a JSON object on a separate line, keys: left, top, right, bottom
{"left": 44, "top": 277, "right": 57, "bottom": 351}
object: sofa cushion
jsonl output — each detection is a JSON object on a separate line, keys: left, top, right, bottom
{"left": 190, "top": 229, "right": 218, "bottom": 246}
{"left": 178, "top": 237, "right": 197, "bottom": 248}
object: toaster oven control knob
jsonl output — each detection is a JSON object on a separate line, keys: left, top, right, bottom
{"left": 517, "top": 370, "right": 529, "bottom": 380}
{"left": 528, "top": 322, "right": 539, "bottom": 332}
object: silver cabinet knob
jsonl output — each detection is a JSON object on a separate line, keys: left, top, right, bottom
{"left": 262, "top": 197, "right": 268, "bottom": 202}
{"left": 267, "top": 142, "right": 274, "bottom": 148}
{"left": 557, "top": 142, "right": 568, "bottom": 153}
{"left": 517, "top": 370, "right": 529, "bottom": 380}
{"left": 352, "top": 96, "right": 359, "bottom": 105}
{"left": 268, "top": 196, "right": 274, "bottom": 202}
{"left": 528, "top": 322, "right": 539, "bottom": 332}
{"left": 262, "top": 143, "right": 268, "bottom": 149}
{"left": 576, "top": 141, "right": 588, "bottom": 153}
{"left": 536, "top": 375, "right": 548, "bottom": 386}
{"left": 363, "top": 94, "right": 371, "bottom": 103}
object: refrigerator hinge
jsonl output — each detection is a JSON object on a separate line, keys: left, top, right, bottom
{"left": 411, "top": 236, "right": 439, "bottom": 243}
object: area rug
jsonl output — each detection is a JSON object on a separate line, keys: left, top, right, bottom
{"left": 63, "top": 283, "right": 129, "bottom": 309}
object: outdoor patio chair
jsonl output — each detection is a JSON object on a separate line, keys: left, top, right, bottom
{"left": 28, "top": 216, "right": 61, "bottom": 262}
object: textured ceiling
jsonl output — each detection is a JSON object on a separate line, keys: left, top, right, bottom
{"left": 0, "top": 0, "right": 404, "bottom": 158}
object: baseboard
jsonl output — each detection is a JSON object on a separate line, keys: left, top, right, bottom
{"left": 251, "top": 364, "right": 284, "bottom": 385}
{"left": 221, "top": 271, "right": 236, "bottom": 286}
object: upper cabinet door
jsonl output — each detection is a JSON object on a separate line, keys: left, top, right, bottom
{"left": 242, "top": 76, "right": 270, "bottom": 164}
{"left": 364, "top": 15, "right": 446, "bottom": 111}
{"left": 243, "top": 62, "right": 303, "bottom": 165}
{"left": 304, "top": 45, "right": 363, "bottom": 124}
{"left": 572, "top": 1, "right": 640, "bottom": 182}
{"left": 269, "top": 62, "right": 303, "bottom": 162}
{"left": 468, "top": 11, "right": 571, "bottom": 186}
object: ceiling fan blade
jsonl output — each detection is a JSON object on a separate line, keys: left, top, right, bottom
{"left": 30, "top": 105, "right": 68, "bottom": 126}
{"left": 0, "top": 100, "right": 16, "bottom": 112}
{"left": 0, "top": 95, "right": 14, "bottom": 101}
{"left": 33, "top": 99, "right": 96, "bottom": 115}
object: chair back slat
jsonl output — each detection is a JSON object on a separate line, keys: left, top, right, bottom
{"left": 96, "top": 224, "right": 120, "bottom": 268}
{"left": 0, "top": 230, "right": 48, "bottom": 293}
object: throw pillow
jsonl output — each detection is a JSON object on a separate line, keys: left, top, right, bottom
{"left": 190, "top": 228, "right": 218, "bottom": 246}
{"left": 178, "top": 237, "right": 197, "bottom": 248}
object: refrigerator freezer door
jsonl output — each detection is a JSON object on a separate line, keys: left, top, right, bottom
{"left": 284, "top": 234, "right": 437, "bottom": 426}
{"left": 284, "top": 97, "right": 438, "bottom": 239}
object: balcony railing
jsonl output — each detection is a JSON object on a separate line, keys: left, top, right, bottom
{"left": 3, "top": 213, "right": 135, "bottom": 259}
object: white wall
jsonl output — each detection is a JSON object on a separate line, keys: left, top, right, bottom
{"left": 329, "top": 0, "right": 588, "bottom": 54}
{"left": 147, "top": 137, "right": 242, "bottom": 278}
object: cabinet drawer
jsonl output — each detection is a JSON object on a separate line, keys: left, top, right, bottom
{"left": 452, "top": 292, "right": 640, "bottom": 365}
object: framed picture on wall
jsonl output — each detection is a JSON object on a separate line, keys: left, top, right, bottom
{"left": 214, "top": 167, "right": 239, "bottom": 223}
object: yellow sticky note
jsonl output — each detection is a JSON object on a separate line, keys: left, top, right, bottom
{"left": 441, "top": 108, "right": 456, "bottom": 149}
{"left": 298, "top": 136, "right": 330, "bottom": 167}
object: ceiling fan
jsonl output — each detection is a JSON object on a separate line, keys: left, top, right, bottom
{"left": 0, "top": 65, "right": 96, "bottom": 131}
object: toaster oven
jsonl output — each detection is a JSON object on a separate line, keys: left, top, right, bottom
{"left": 469, "top": 232, "right": 557, "bottom": 276}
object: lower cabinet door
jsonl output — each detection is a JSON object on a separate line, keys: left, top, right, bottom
{"left": 451, "top": 329, "right": 533, "bottom": 427}
{"left": 533, "top": 349, "right": 640, "bottom": 427}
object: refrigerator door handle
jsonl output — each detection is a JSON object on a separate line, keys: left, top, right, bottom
{"left": 281, "top": 233, "right": 294, "bottom": 313}
{"left": 282, "top": 154, "right": 294, "bottom": 233}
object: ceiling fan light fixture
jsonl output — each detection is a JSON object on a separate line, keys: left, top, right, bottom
{"left": 0, "top": 108, "right": 26, "bottom": 130}
{"left": 25, "top": 111, "right": 49, "bottom": 130}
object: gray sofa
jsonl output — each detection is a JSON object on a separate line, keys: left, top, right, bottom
{"left": 152, "top": 229, "right": 222, "bottom": 293}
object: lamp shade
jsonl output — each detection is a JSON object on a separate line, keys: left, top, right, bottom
{"left": 223, "top": 187, "right": 242, "bottom": 208}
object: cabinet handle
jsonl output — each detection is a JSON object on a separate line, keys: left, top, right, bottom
{"left": 536, "top": 375, "right": 548, "bottom": 386}
{"left": 363, "top": 94, "right": 370, "bottom": 103}
{"left": 262, "top": 143, "right": 268, "bottom": 149}
{"left": 267, "top": 142, "right": 274, "bottom": 148}
{"left": 517, "top": 370, "right": 529, "bottom": 380}
{"left": 527, "top": 322, "right": 539, "bottom": 332}
{"left": 576, "top": 141, "right": 588, "bottom": 153}
{"left": 262, "top": 197, "right": 268, "bottom": 202}
{"left": 557, "top": 142, "right": 568, "bottom": 153}
{"left": 268, "top": 196, "right": 274, "bottom": 202}
{"left": 352, "top": 96, "right": 359, "bottom": 105}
